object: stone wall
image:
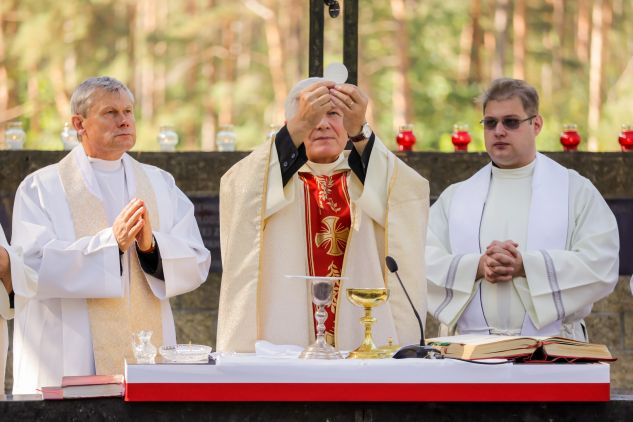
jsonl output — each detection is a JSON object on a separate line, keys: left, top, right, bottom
{"left": 1, "top": 150, "right": 632, "bottom": 394}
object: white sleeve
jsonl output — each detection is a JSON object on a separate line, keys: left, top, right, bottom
{"left": 426, "top": 185, "right": 481, "bottom": 327}
{"left": 11, "top": 176, "right": 123, "bottom": 300}
{"left": 146, "top": 171, "right": 211, "bottom": 299}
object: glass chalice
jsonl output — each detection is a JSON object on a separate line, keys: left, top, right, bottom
{"left": 286, "top": 275, "right": 346, "bottom": 359}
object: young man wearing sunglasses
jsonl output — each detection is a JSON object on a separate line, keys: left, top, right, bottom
{"left": 426, "top": 78, "right": 619, "bottom": 341}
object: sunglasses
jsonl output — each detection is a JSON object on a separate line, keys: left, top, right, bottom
{"left": 480, "top": 115, "right": 536, "bottom": 130}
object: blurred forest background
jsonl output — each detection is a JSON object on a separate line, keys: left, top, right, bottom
{"left": 0, "top": 0, "right": 632, "bottom": 152}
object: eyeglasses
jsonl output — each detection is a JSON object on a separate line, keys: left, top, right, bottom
{"left": 480, "top": 115, "right": 536, "bottom": 131}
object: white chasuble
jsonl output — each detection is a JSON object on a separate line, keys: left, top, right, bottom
{"left": 427, "top": 153, "right": 619, "bottom": 340}
{"left": 11, "top": 145, "right": 210, "bottom": 394}
{"left": 217, "top": 135, "right": 429, "bottom": 352}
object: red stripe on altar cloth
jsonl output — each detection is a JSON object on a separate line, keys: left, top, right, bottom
{"left": 124, "top": 382, "right": 609, "bottom": 402}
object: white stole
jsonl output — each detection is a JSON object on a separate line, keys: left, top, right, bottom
{"left": 448, "top": 153, "right": 569, "bottom": 336}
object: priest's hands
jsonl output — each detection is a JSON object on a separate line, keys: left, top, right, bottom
{"left": 113, "top": 198, "right": 153, "bottom": 253}
{"left": 477, "top": 240, "right": 526, "bottom": 283}
{"left": 287, "top": 81, "right": 336, "bottom": 147}
{"left": 286, "top": 81, "right": 369, "bottom": 147}
{"left": 329, "top": 83, "right": 369, "bottom": 138}
{"left": 0, "top": 246, "right": 12, "bottom": 294}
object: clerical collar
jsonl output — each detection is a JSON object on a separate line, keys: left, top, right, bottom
{"left": 491, "top": 159, "right": 536, "bottom": 179}
{"left": 88, "top": 156, "right": 124, "bottom": 173}
{"left": 305, "top": 153, "right": 348, "bottom": 176}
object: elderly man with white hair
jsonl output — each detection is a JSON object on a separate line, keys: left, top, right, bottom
{"left": 217, "top": 78, "right": 429, "bottom": 352}
{"left": 11, "top": 76, "right": 211, "bottom": 394}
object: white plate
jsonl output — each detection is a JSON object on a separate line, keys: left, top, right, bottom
{"left": 159, "top": 344, "right": 212, "bottom": 363}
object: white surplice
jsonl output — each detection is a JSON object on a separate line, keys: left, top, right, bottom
{"left": 11, "top": 145, "right": 211, "bottom": 394}
{"left": 2, "top": 224, "right": 37, "bottom": 389}
{"left": 427, "top": 154, "right": 619, "bottom": 340}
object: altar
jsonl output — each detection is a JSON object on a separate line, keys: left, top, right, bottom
{"left": 124, "top": 356, "right": 610, "bottom": 402}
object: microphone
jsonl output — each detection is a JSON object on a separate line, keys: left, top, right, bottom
{"left": 386, "top": 256, "right": 440, "bottom": 359}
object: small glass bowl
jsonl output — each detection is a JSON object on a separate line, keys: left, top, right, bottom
{"left": 159, "top": 344, "right": 213, "bottom": 363}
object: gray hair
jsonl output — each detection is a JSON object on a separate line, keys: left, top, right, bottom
{"left": 477, "top": 78, "right": 539, "bottom": 116}
{"left": 284, "top": 77, "right": 324, "bottom": 121}
{"left": 70, "top": 76, "right": 134, "bottom": 117}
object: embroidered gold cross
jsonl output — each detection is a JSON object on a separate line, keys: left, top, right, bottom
{"left": 315, "top": 216, "right": 349, "bottom": 256}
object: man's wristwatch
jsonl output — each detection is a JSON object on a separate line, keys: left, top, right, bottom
{"left": 348, "top": 123, "right": 372, "bottom": 143}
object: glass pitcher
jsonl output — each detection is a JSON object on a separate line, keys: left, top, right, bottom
{"left": 131, "top": 330, "right": 157, "bottom": 364}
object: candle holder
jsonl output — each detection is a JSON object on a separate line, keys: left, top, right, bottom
{"left": 157, "top": 125, "right": 178, "bottom": 152}
{"left": 560, "top": 124, "right": 581, "bottom": 151}
{"left": 4, "top": 121, "right": 26, "bottom": 150}
{"left": 396, "top": 124, "right": 416, "bottom": 151}
{"left": 618, "top": 124, "right": 633, "bottom": 152}
{"left": 451, "top": 123, "right": 471, "bottom": 152}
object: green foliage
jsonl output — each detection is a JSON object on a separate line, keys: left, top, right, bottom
{"left": 1, "top": 0, "right": 632, "bottom": 153}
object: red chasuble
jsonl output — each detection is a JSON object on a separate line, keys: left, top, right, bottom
{"left": 299, "top": 171, "right": 351, "bottom": 347}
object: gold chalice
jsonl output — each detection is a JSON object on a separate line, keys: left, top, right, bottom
{"left": 346, "top": 288, "right": 390, "bottom": 359}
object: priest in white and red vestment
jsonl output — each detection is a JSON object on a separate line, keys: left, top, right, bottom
{"left": 217, "top": 78, "right": 429, "bottom": 352}
{"left": 427, "top": 78, "right": 619, "bottom": 341}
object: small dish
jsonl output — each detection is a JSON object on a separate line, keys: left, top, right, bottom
{"left": 159, "top": 344, "right": 213, "bottom": 363}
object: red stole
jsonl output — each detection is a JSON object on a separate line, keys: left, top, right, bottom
{"left": 299, "top": 171, "right": 351, "bottom": 347}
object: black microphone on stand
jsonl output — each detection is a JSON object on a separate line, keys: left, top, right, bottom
{"left": 386, "top": 256, "right": 440, "bottom": 359}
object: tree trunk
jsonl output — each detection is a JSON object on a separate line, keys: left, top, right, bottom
{"left": 458, "top": 0, "right": 483, "bottom": 84}
{"left": 576, "top": 0, "right": 591, "bottom": 64}
{"left": 127, "top": 2, "right": 137, "bottom": 94}
{"left": 218, "top": 18, "right": 236, "bottom": 127}
{"left": 286, "top": 0, "right": 304, "bottom": 85}
{"left": 245, "top": 0, "right": 287, "bottom": 123}
{"left": 0, "top": 7, "right": 8, "bottom": 123}
{"left": 551, "top": 0, "right": 564, "bottom": 92}
{"left": 512, "top": 0, "right": 526, "bottom": 79}
{"left": 201, "top": 0, "right": 218, "bottom": 151}
{"left": 134, "top": 0, "right": 156, "bottom": 121}
{"left": 588, "top": 0, "right": 606, "bottom": 151}
{"left": 492, "top": 0, "right": 510, "bottom": 79}
{"left": 390, "top": 0, "right": 413, "bottom": 129}
{"left": 27, "top": 65, "right": 39, "bottom": 134}
{"left": 153, "top": 0, "right": 168, "bottom": 113}
{"left": 50, "top": 62, "right": 71, "bottom": 122}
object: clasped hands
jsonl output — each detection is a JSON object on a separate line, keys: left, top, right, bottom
{"left": 477, "top": 240, "right": 526, "bottom": 283}
{"left": 113, "top": 198, "right": 153, "bottom": 253}
{"left": 287, "top": 81, "right": 369, "bottom": 144}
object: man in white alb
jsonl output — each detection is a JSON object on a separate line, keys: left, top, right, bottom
{"left": 2, "top": 224, "right": 38, "bottom": 390}
{"left": 427, "top": 78, "right": 619, "bottom": 341}
{"left": 2, "top": 224, "right": 37, "bottom": 391}
{"left": 11, "top": 76, "right": 211, "bottom": 394}
{"left": 0, "top": 235, "right": 10, "bottom": 391}
{"left": 217, "top": 78, "right": 429, "bottom": 352}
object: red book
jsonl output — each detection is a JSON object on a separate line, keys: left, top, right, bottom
{"left": 41, "top": 374, "right": 124, "bottom": 399}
